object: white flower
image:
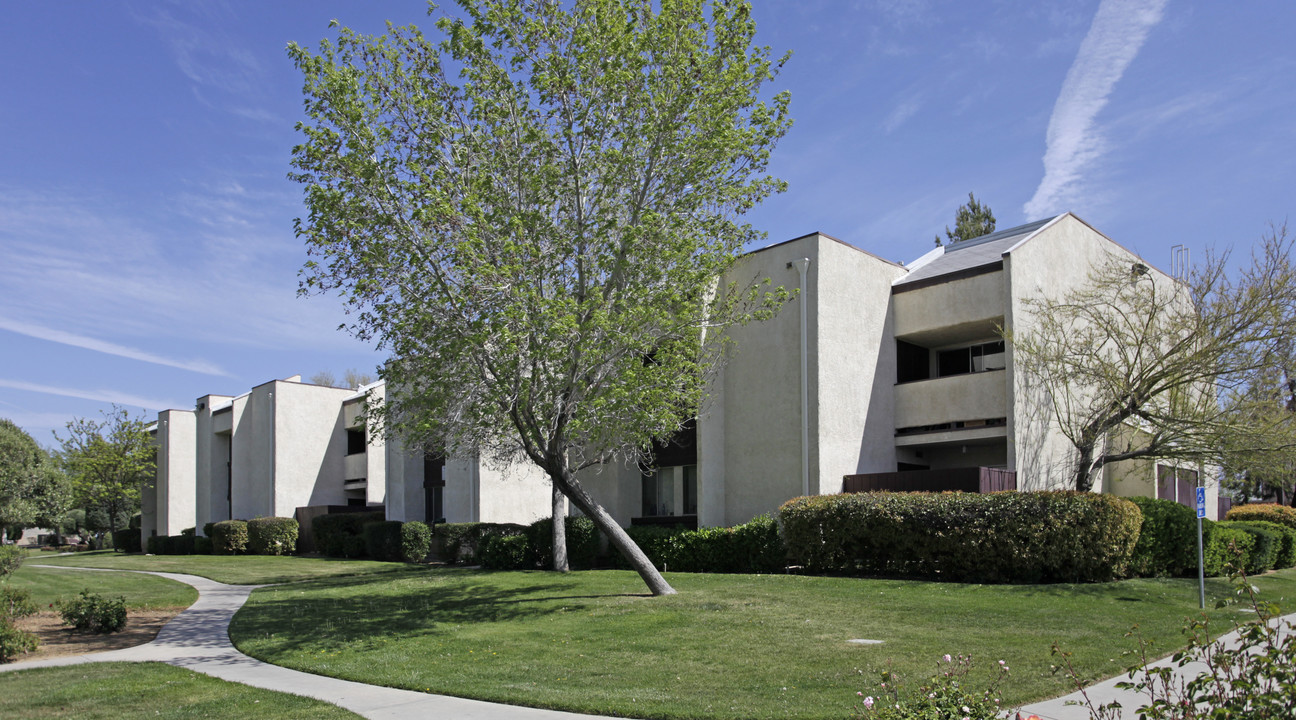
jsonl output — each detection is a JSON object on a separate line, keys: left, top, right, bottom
{"left": 863, "top": 696, "right": 874, "bottom": 709}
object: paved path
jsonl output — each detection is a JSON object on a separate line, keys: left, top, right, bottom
{"left": 1, "top": 566, "right": 612, "bottom": 720}
{"left": 6, "top": 565, "right": 1294, "bottom": 720}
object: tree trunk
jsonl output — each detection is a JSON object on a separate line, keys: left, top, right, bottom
{"left": 1072, "top": 443, "right": 1096, "bottom": 493}
{"left": 551, "top": 467, "right": 676, "bottom": 596}
{"left": 552, "top": 482, "right": 569, "bottom": 572}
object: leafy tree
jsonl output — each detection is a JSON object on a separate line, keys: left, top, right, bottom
{"left": 935, "top": 191, "right": 995, "bottom": 246}
{"left": 309, "top": 369, "right": 377, "bottom": 389}
{"left": 56, "top": 407, "right": 154, "bottom": 537}
{"left": 1, "top": 419, "right": 71, "bottom": 538}
{"left": 1221, "top": 341, "right": 1296, "bottom": 505}
{"left": 1008, "top": 228, "right": 1296, "bottom": 492}
{"left": 289, "top": 0, "right": 791, "bottom": 595}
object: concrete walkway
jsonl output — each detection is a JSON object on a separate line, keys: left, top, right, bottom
{"left": 5, "top": 565, "right": 1293, "bottom": 720}
{"left": 1, "top": 566, "right": 613, "bottom": 720}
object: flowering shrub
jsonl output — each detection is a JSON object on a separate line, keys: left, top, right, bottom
{"left": 0, "top": 586, "right": 40, "bottom": 662}
{"left": 853, "top": 653, "right": 1010, "bottom": 719}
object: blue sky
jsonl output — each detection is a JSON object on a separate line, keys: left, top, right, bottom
{"left": 2, "top": 0, "right": 1294, "bottom": 445}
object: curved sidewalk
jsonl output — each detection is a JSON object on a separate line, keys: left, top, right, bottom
{"left": 2, "top": 566, "right": 613, "bottom": 720}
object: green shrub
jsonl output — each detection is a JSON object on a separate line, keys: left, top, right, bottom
{"left": 194, "top": 536, "right": 213, "bottom": 555}
{"left": 146, "top": 535, "right": 161, "bottom": 555}
{"left": 480, "top": 533, "right": 531, "bottom": 570}
{"left": 399, "top": 521, "right": 432, "bottom": 563}
{"left": 112, "top": 528, "right": 143, "bottom": 553}
{"left": 1226, "top": 503, "right": 1296, "bottom": 529}
{"left": 779, "top": 491, "right": 1141, "bottom": 583}
{"left": 311, "top": 511, "right": 384, "bottom": 558}
{"left": 2, "top": 587, "right": 37, "bottom": 621}
{"left": 363, "top": 521, "right": 404, "bottom": 561}
{"left": 56, "top": 589, "right": 127, "bottom": 633}
{"left": 1203, "top": 523, "right": 1256, "bottom": 576}
{"left": 648, "top": 515, "right": 787, "bottom": 573}
{"left": 180, "top": 527, "right": 196, "bottom": 538}
{"left": 434, "top": 522, "right": 527, "bottom": 564}
{"left": 0, "top": 545, "right": 22, "bottom": 580}
{"left": 0, "top": 622, "right": 39, "bottom": 662}
{"left": 247, "top": 517, "right": 299, "bottom": 556}
{"left": 1221, "top": 521, "right": 1282, "bottom": 574}
{"left": 202, "top": 522, "right": 216, "bottom": 538}
{"left": 1128, "top": 497, "right": 1198, "bottom": 577}
{"left": 211, "top": 520, "right": 249, "bottom": 555}
{"left": 527, "top": 516, "right": 601, "bottom": 570}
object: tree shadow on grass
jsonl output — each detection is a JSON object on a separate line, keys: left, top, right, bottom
{"left": 231, "top": 568, "right": 651, "bottom": 654}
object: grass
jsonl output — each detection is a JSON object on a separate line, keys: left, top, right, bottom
{"left": 33, "top": 551, "right": 408, "bottom": 585}
{"left": 0, "top": 662, "right": 362, "bottom": 719}
{"left": 229, "top": 565, "right": 1296, "bottom": 719}
{"left": 8, "top": 565, "right": 197, "bottom": 610}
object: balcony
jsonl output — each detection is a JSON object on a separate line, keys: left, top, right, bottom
{"left": 894, "top": 369, "right": 1006, "bottom": 430}
{"left": 843, "top": 467, "right": 1017, "bottom": 494}
{"left": 344, "top": 452, "right": 367, "bottom": 481}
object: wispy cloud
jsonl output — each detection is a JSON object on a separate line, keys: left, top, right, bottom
{"left": 883, "top": 94, "right": 923, "bottom": 134}
{"left": 0, "top": 317, "right": 230, "bottom": 376}
{"left": 0, "top": 378, "right": 182, "bottom": 411}
{"left": 1024, "top": 0, "right": 1169, "bottom": 219}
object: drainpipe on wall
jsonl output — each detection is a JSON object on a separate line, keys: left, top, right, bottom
{"left": 790, "top": 257, "right": 811, "bottom": 498}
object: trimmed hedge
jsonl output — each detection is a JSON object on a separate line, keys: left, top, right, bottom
{"left": 211, "top": 520, "right": 249, "bottom": 555}
{"left": 112, "top": 528, "right": 142, "bottom": 554}
{"left": 363, "top": 521, "right": 404, "bottom": 561}
{"left": 434, "top": 523, "right": 527, "bottom": 564}
{"left": 1203, "top": 523, "right": 1256, "bottom": 576}
{"left": 146, "top": 534, "right": 195, "bottom": 555}
{"left": 312, "top": 511, "right": 385, "bottom": 558}
{"left": 247, "top": 517, "right": 299, "bottom": 556}
{"left": 607, "top": 517, "right": 787, "bottom": 574}
{"left": 400, "top": 521, "right": 432, "bottom": 563}
{"left": 1220, "top": 521, "right": 1283, "bottom": 574}
{"left": 1226, "top": 503, "right": 1296, "bottom": 530}
{"left": 1128, "top": 497, "right": 1198, "bottom": 577}
{"left": 527, "top": 516, "right": 601, "bottom": 570}
{"left": 480, "top": 533, "right": 531, "bottom": 570}
{"left": 779, "top": 491, "right": 1142, "bottom": 583}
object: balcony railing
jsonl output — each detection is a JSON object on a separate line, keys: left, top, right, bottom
{"left": 842, "top": 467, "right": 1016, "bottom": 494}
{"left": 894, "top": 369, "right": 1006, "bottom": 430}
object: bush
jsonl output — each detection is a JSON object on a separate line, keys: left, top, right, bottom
{"left": 194, "top": 536, "right": 213, "bottom": 555}
{"left": 1222, "top": 521, "right": 1283, "bottom": 574}
{"left": 2, "top": 587, "right": 38, "bottom": 621}
{"left": 56, "top": 589, "right": 127, "bottom": 633}
{"left": 527, "top": 516, "right": 601, "bottom": 570}
{"left": 400, "top": 521, "right": 432, "bottom": 563}
{"left": 434, "top": 523, "right": 527, "bottom": 564}
{"left": 0, "top": 545, "right": 22, "bottom": 580}
{"left": 112, "top": 528, "right": 142, "bottom": 553}
{"left": 609, "top": 525, "right": 687, "bottom": 570}
{"left": 1128, "top": 497, "right": 1198, "bottom": 577}
{"left": 363, "top": 521, "right": 404, "bottom": 561}
{"left": 1226, "top": 503, "right": 1296, "bottom": 530}
{"left": 247, "top": 517, "right": 299, "bottom": 556}
{"left": 311, "top": 511, "right": 385, "bottom": 558}
{"left": 1203, "top": 523, "right": 1256, "bottom": 577}
{"left": 0, "top": 622, "right": 39, "bottom": 663}
{"left": 480, "top": 533, "right": 531, "bottom": 570}
{"left": 211, "top": 520, "right": 249, "bottom": 555}
{"left": 202, "top": 522, "right": 216, "bottom": 538}
{"left": 779, "top": 491, "right": 1142, "bottom": 583}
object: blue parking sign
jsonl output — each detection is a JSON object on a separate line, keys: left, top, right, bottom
{"left": 1195, "top": 487, "right": 1206, "bottom": 518}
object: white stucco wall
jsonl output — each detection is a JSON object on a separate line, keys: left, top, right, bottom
{"left": 1004, "top": 214, "right": 1162, "bottom": 491}
{"left": 155, "top": 410, "right": 197, "bottom": 535}
{"left": 194, "top": 394, "right": 231, "bottom": 533}
{"left": 272, "top": 380, "right": 352, "bottom": 516}
{"left": 229, "top": 391, "right": 269, "bottom": 520}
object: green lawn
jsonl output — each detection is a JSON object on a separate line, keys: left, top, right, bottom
{"left": 8, "top": 564, "right": 197, "bottom": 609}
{"left": 33, "top": 551, "right": 408, "bottom": 585}
{"left": 0, "top": 662, "right": 362, "bottom": 719}
{"left": 230, "top": 566, "right": 1296, "bottom": 720}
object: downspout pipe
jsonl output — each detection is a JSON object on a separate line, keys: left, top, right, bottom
{"left": 790, "top": 258, "right": 811, "bottom": 498}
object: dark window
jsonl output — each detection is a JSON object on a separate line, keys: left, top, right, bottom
{"left": 896, "top": 341, "right": 930, "bottom": 383}
{"left": 346, "top": 428, "right": 366, "bottom": 455}
{"left": 641, "top": 470, "right": 675, "bottom": 516}
{"left": 937, "top": 341, "right": 1005, "bottom": 378}
{"left": 425, "top": 486, "right": 444, "bottom": 524}
{"left": 682, "top": 465, "right": 698, "bottom": 515}
{"left": 346, "top": 497, "right": 366, "bottom": 507}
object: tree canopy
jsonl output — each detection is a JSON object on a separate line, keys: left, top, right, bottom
{"left": 289, "top": 0, "right": 791, "bottom": 594}
{"left": 936, "top": 191, "right": 995, "bottom": 246}
{"left": 1, "top": 418, "right": 71, "bottom": 533}
{"left": 1009, "top": 227, "right": 1296, "bottom": 492}
{"left": 56, "top": 406, "right": 154, "bottom": 536}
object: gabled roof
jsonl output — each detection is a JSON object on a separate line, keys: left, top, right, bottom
{"left": 893, "top": 216, "right": 1058, "bottom": 287}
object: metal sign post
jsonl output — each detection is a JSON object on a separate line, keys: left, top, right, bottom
{"left": 1196, "top": 487, "right": 1207, "bottom": 609}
